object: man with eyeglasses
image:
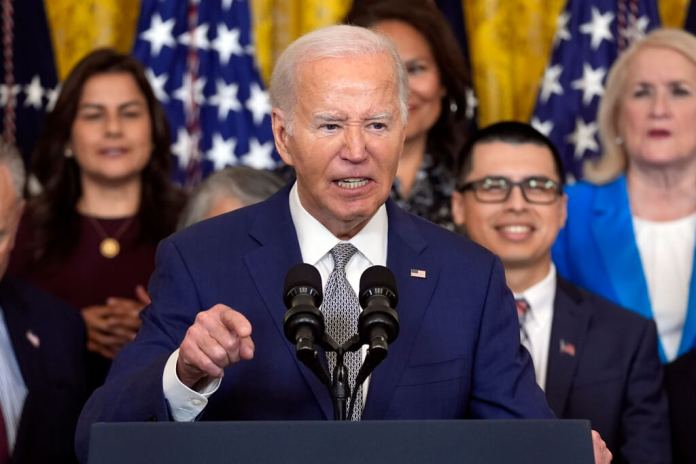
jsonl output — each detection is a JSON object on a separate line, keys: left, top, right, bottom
{"left": 451, "top": 121, "right": 671, "bottom": 463}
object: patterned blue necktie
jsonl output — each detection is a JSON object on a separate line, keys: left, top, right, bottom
{"left": 322, "top": 243, "right": 363, "bottom": 420}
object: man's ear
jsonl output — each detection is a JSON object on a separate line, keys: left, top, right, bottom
{"left": 559, "top": 192, "right": 568, "bottom": 229}
{"left": 451, "top": 191, "right": 467, "bottom": 228}
{"left": 271, "top": 108, "right": 293, "bottom": 166}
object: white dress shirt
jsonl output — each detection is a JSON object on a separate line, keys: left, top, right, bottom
{"left": 634, "top": 212, "right": 696, "bottom": 361}
{"left": 513, "top": 265, "right": 556, "bottom": 391}
{"left": 164, "top": 182, "right": 389, "bottom": 421}
{"left": 0, "top": 306, "right": 28, "bottom": 452}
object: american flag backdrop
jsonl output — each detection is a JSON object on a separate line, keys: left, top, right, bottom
{"left": 133, "top": 0, "right": 278, "bottom": 187}
{"left": 531, "top": 0, "right": 660, "bottom": 181}
{"left": 0, "top": 0, "right": 58, "bottom": 163}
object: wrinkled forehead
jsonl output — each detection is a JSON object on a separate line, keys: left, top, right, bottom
{"left": 294, "top": 54, "right": 400, "bottom": 111}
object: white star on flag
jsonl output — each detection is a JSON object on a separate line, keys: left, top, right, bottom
{"left": 531, "top": 118, "right": 554, "bottom": 138}
{"left": 567, "top": 118, "right": 599, "bottom": 159}
{"left": 207, "top": 134, "right": 238, "bottom": 170}
{"left": 140, "top": 14, "right": 176, "bottom": 56}
{"left": 579, "top": 7, "right": 614, "bottom": 50}
{"left": 146, "top": 69, "right": 169, "bottom": 103}
{"left": 171, "top": 128, "right": 197, "bottom": 170}
{"left": 45, "top": 85, "right": 60, "bottom": 111}
{"left": 622, "top": 14, "right": 650, "bottom": 43}
{"left": 571, "top": 63, "right": 606, "bottom": 105}
{"left": 554, "top": 12, "right": 571, "bottom": 46}
{"left": 179, "top": 23, "right": 210, "bottom": 50}
{"left": 245, "top": 83, "right": 271, "bottom": 126}
{"left": 243, "top": 138, "right": 276, "bottom": 169}
{"left": 212, "top": 24, "right": 243, "bottom": 65}
{"left": 24, "top": 75, "right": 44, "bottom": 109}
{"left": 540, "top": 64, "right": 564, "bottom": 103}
{"left": 0, "top": 84, "right": 20, "bottom": 107}
{"left": 173, "top": 74, "right": 206, "bottom": 114}
{"left": 208, "top": 79, "right": 241, "bottom": 121}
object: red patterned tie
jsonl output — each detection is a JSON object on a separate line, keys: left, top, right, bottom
{"left": 515, "top": 298, "right": 531, "bottom": 345}
{"left": 0, "top": 404, "right": 9, "bottom": 464}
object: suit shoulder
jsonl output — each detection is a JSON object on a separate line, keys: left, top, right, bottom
{"left": 400, "top": 210, "right": 501, "bottom": 276}
{"left": 560, "top": 278, "right": 653, "bottom": 330}
{"left": 2, "top": 277, "right": 79, "bottom": 318}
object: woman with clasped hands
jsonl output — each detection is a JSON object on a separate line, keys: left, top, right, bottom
{"left": 553, "top": 29, "right": 696, "bottom": 363}
{"left": 9, "top": 49, "right": 185, "bottom": 390}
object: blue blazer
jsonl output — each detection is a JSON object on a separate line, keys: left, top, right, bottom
{"left": 76, "top": 186, "right": 552, "bottom": 461}
{"left": 552, "top": 176, "right": 696, "bottom": 362}
{"left": 546, "top": 278, "right": 670, "bottom": 463}
{"left": 1, "top": 277, "right": 87, "bottom": 463}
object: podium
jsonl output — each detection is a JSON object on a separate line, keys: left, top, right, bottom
{"left": 88, "top": 419, "right": 594, "bottom": 463}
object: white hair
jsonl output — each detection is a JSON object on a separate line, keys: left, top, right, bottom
{"left": 269, "top": 24, "right": 408, "bottom": 130}
{"left": 0, "top": 140, "right": 26, "bottom": 199}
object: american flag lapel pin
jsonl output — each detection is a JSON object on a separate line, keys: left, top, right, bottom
{"left": 26, "top": 330, "right": 40, "bottom": 349}
{"left": 559, "top": 339, "right": 576, "bottom": 357}
{"left": 410, "top": 268, "right": 426, "bottom": 279}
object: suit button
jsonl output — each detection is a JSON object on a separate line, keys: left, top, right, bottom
{"left": 147, "top": 415, "right": 158, "bottom": 421}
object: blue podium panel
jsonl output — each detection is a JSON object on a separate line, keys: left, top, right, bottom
{"left": 88, "top": 419, "right": 593, "bottom": 464}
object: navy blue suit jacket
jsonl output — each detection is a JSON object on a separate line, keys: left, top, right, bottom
{"left": 76, "top": 186, "right": 552, "bottom": 460}
{"left": 665, "top": 348, "right": 696, "bottom": 463}
{"left": 546, "top": 278, "right": 670, "bottom": 463}
{"left": 1, "top": 277, "right": 87, "bottom": 463}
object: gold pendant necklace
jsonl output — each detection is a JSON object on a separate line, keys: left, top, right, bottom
{"left": 88, "top": 216, "right": 135, "bottom": 259}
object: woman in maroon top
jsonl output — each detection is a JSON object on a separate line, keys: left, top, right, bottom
{"left": 10, "top": 49, "right": 185, "bottom": 389}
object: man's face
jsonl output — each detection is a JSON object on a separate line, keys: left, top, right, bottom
{"left": 451, "top": 141, "right": 566, "bottom": 278}
{"left": 0, "top": 166, "right": 23, "bottom": 279}
{"left": 272, "top": 53, "right": 405, "bottom": 239}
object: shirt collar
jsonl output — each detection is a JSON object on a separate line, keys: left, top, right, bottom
{"left": 289, "top": 182, "right": 388, "bottom": 266}
{"left": 513, "top": 264, "right": 556, "bottom": 322}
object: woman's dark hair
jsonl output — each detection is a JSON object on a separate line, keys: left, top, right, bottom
{"left": 344, "top": 0, "right": 474, "bottom": 170}
{"left": 29, "top": 48, "right": 184, "bottom": 264}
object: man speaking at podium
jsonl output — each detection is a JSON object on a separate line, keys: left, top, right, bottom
{"left": 76, "top": 25, "right": 610, "bottom": 463}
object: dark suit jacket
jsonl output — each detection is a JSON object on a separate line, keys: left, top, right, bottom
{"left": 665, "top": 348, "right": 696, "bottom": 463}
{"left": 545, "top": 278, "right": 670, "bottom": 463}
{"left": 1, "top": 277, "right": 87, "bottom": 463}
{"left": 76, "top": 186, "right": 553, "bottom": 461}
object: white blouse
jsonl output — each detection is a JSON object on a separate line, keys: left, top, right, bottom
{"left": 634, "top": 212, "right": 696, "bottom": 361}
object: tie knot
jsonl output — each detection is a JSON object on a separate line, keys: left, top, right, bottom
{"left": 330, "top": 243, "right": 358, "bottom": 270}
{"left": 515, "top": 298, "right": 530, "bottom": 319}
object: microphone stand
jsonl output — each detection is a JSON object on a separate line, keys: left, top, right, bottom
{"left": 291, "top": 331, "right": 391, "bottom": 420}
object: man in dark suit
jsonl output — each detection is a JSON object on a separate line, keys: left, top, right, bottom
{"left": 451, "top": 121, "right": 671, "bottom": 463}
{"left": 665, "top": 348, "right": 696, "bottom": 463}
{"left": 0, "top": 141, "right": 87, "bottom": 463}
{"left": 76, "top": 26, "right": 611, "bottom": 463}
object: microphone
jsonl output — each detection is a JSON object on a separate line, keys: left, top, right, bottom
{"left": 282, "top": 263, "right": 324, "bottom": 353}
{"left": 358, "top": 265, "right": 399, "bottom": 354}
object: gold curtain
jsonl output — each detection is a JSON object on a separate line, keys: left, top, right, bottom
{"left": 251, "top": 0, "right": 352, "bottom": 84}
{"left": 660, "top": 0, "right": 689, "bottom": 28}
{"left": 45, "top": 0, "right": 141, "bottom": 80}
{"left": 464, "top": 0, "right": 566, "bottom": 126}
{"left": 464, "top": 0, "right": 690, "bottom": 126}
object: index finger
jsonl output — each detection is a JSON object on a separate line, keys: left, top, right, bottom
{"left": 220, "top": 309, "right": 252, "bottom": 338}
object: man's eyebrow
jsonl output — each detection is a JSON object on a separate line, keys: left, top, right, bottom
{"left": 366, "top": 112, "right": 392, "bottom": 121}
{"left": 312, "top": 113, "right": 346, "bottom": 123}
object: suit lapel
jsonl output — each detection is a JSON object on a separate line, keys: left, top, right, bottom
{"left": 0, "top": 281, "right": 44, "bottom": 390}
{"left": 544, "top": 278, "right": 590, "bottom": 416}
{"left": 362, "top": 201, "right": 439, "bottom": 420}
{"left": 244, "top": 186, "right": 333, "bottom": 419}
{"left": 677, "top": 242, "right": 696, "bottom": 355}
{"left": 590, "top": 177, "right": 652, "bottom": 322}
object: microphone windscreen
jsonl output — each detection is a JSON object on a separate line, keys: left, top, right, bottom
{"left": 283, "top": 263, "right": 323, "bottom": 307}
{"left": 359, "top": 265, "right": 398, "bottom": 307}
